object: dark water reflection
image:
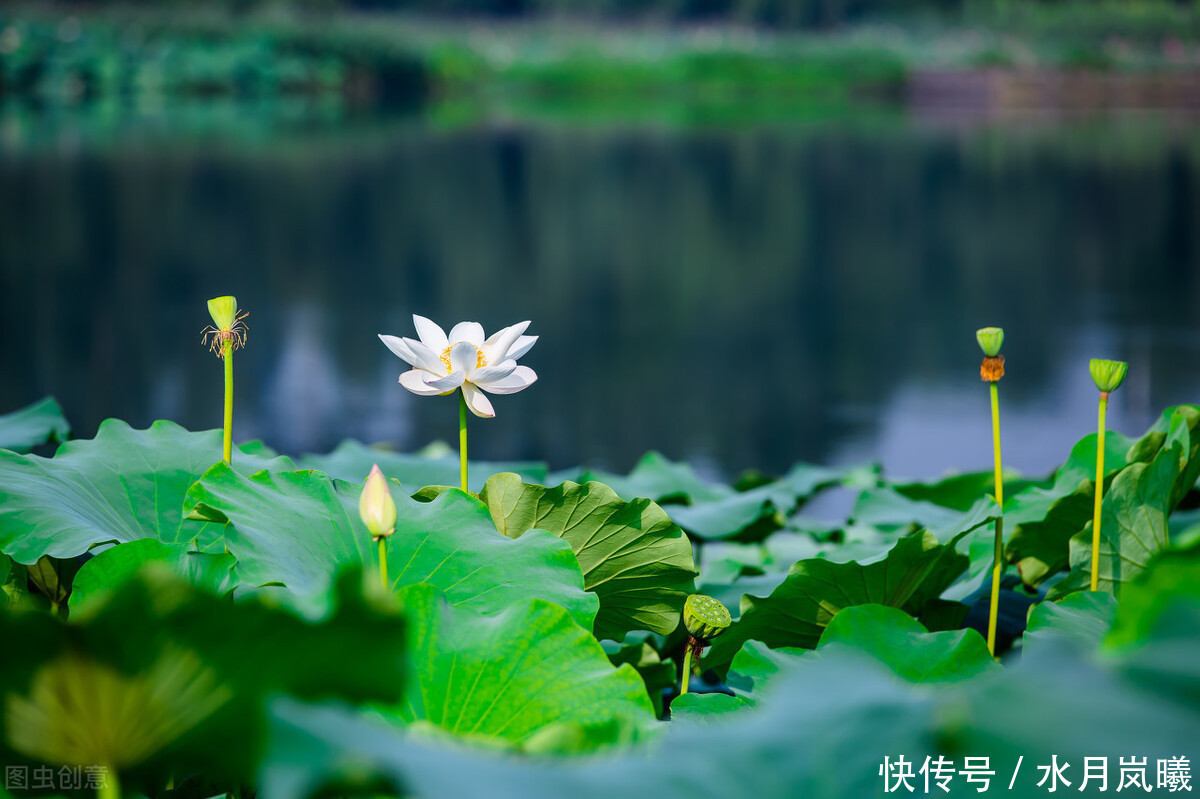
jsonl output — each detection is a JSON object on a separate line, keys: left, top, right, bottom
{"left": 2, "top": 102, "right": 1199, "bottom": 481}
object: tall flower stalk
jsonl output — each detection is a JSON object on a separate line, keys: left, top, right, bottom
{"left": 360, "top": 464, "right": 397, "bottom": 590}
{"left": 459, "top": 392, "right": 469, "bottom": 492}
{"left": 976, "top": 327, "right": 1005, "bottom": 657}
{"left": 201, "top": 296, "right": 248, "bottom": 465}
{"left": 379, "top": 316, "right": 538, "bottom": 495}
{"left": 1088, "top": 359, "right": 1128, "bottom": 592}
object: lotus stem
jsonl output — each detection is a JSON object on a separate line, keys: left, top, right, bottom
{"left": 976, "top": 327, "right": 1005, "bottom": 658}
{"left": 204, "top": 296, "right": 245, "bottom": 465}
{"left": 680, "top": 639, "right": 694, "bottom": 696}
{"left": 223, "top": 340, "right": 234, "bottom": 465}
{"left": 1091, "top": 392, "right": 1108, "bottom": 592}
{"left": 459, "top": 391, "right": 469, "bottom": 493}
{"left": 987, "top": 380, "right": 1004, "bottom": 656}
{"left": 379, "top": 537, "right": 389, "bottom": 590}
{"left": 98, "top": 769, "right": 120, "bottom": 799}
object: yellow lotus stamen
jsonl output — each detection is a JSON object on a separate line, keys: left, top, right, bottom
{"left": 200, "top": 310, "right": 249, "bottom": 358}
{"left": 440, "top": 344, "right": 487, "bottom": 372}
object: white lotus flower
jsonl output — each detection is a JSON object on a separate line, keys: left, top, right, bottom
{"left": 378, "top": 315, "right": 538, "bottom": 418}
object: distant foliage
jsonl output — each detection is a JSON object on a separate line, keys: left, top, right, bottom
{"left": 37, "top": 0, "right": 1181, "bottom": 27}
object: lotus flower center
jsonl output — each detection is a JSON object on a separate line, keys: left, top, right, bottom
{"left": 441, "top": 344, "right": 487, "bottom": 373}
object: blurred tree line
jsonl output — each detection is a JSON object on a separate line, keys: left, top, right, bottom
{"left": 39, "top": 0, "right": 1038, "bottom": 28}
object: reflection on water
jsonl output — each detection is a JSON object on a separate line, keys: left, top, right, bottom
{"left": 1, "top": 100, "right": 1198, "bottom": 480}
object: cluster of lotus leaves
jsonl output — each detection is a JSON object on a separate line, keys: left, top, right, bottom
{"left": 1, "top": 398, "right": 1198, "bottom": 798}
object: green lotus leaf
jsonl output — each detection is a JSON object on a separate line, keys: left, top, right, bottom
{"left": 676, "top": 604, "right": 995, "bottom": 721}
{"left": 0, "top": 420, "right": 293, "bottom": 565}
{"left": 814, "top": 604, "right": 995, "bottom": 682}
{"left": 667, "top": 691, "right": 745, "bottom": 719}
{"left": 479, "top": 473, "right": 697, "bottom": 640}
{"left": 69, "top": 539, "right": 237, "bottom": 613}
{"left": 0, "top": 397, "right": 70, "bottom": 454}
{"left": 669, "top": 461, "right": 849, "bottom": 541}
{"left": 849, "top": 486, "right": 964, "bottom": 532}
{"left": 1106, "top": 538, "right": 1200, "bottom": 650}
{"left": 1023, "top": 591, "right": 1117, "bottom": 657}
{"left": 182, "top": 465, "right": 596, "bottom": 627}
{"left": 0, "top": 568, "right": 406, "bottom": 789}
{"left": 389, "top": 584, "right": 657, "bottom": 752}
{"left": 1105, "top": 541, "right": 1200, "bottom": 712}
{"left": 299, "top": 439, "right": 547, "bottom": 491}
{"left": 583, "top": 453, "right": 852, "bottom": 540}
{"left": 697, "top": 541, "right": 766, "bottom": 585}
{"left": 261, "top": 621, "right": 1200, "bottom": 799}
{"left": 1006, "top": 408, "right": 1199, "bottom": 590}
{"left": 722, "top": 640, "right": 806, "bottom": 706}
{"left": 1125, "top": 405, "right": 1200, "bottom": 508}
{"left": 1004, "top": 430, "right": 1135, "bottom": 587}
{"left": 894, "top": 468, "right": 1032, "bottom": 512}
{"left": 702, "top": 521, "right": 986, "bottom": 670}
{"left": 579, "top": 451, "right": 732, "bottom": 504}
{"left": 1047, "top": 411, "right": 1194, "bottom": 600}
{"left": 604, "top": 635, "right": 676, "bottom": 718}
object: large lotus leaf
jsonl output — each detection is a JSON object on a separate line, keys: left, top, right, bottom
{"left": 949, "top": 642, "right": 1200, "bottom": 783}
{"left": 894, "top": 468, "right": 1032, "bottom": 512}
{"left": 262, "top": 621, "right": 1200, "bottom": 799}
{"left": 722, "top": 640, "right": 803, "bottom": 705}
{"left": 1106, "top": 539, "right": 1200, "bottom": 650}
{"left": 0, "top": 568, "right": 406, "bottom": 790}
{"left": 1005, "top": 431, "right": 1136, "bottom": 588}
{"left": 0, "top": 397, "right": 71, "bottom": 454}
{"left": 0, "top": 420, "right": 293, "bottom": 564}
{"left": 299, "top": 439, "right": 547, "bottom": 491}
{"left": 580, "top": 451, "right": 732, "bottom": 504}
{"left": 583, "top": 453, "right": 851, "bottom": 540}
{"left": 1105, "top": 542, "right": 1200, "bottom": 711}
{"left": 677, "top": 605, "right": 995, "bottom": 721}
{"left": 665, "top": 692, "right": 745, "bottom": 720}
{"left": 68, "top": 539, "right": 237, "bottom": 612}
{"left": 1047, "top": 419, "right": 1186, "bottom": 600}
{"left": 764, "top": 526, "right": 894, "bottom": 568}
{"left": 922, "top": 496, "right": 1005, "bottom": 602}
{"left": 700, "top": 520, "right": 942, "bottom": 618}
{"left": 696, "top": 541, "right": 766, "bottom": 586}
{"left": 1125, "top": 404, "right": 1200, "bottom": 508}
{"left": 263, "top": 652, "right": 939, "bottom": 799}
{"left": 604, "top": 635, "right": 676, "bottom": 718}
{"left": 703, "top": 523, "right": 984, "bottom": 670}
{"left": 814, "top": 604, "right": 995, "bottom": 683}
{"left": 663, "top": 492, "right": 780, "bottom": 541}
{"left": 479, "top": 473, "right": 696, "bottom": 640}
{"left": 182, "top": 465, "right": 595, "bottom": 627}
{"left": 698, "top": 571, "right": 792, "bottom": 622}
{"left": 1005, "top": 479, "right": 1097, "bottom": 588}
{"left": 1022, "top": 591, "right": 1117, "bottom": 658}
{"left": 671, "top": 462, "right": 852, "bottom": 541}
{"left": 391, "top": 584, "right": 657, "bottom": 752}
{"left": 850, "top": 486, "right": 964, "bottom": 532}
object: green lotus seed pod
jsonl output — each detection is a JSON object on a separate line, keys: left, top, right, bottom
{"left": 683, "top": 594, "right": 731, "bottom": 641}
{"left": 1090, "top": 359, "right": 1128, "bottom": 393}
{"left": 207, "top": 296, "right": 239, "bottom": 331}
{"left": 975, "top": 327, "right": 1004, "bottom": 358}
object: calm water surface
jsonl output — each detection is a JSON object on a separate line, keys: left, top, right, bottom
{"left": 2, "top": 101, "right": 1198, "bottom": 482}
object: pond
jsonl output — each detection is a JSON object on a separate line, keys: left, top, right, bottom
{"left": 1, "top": 99, "right": 1197, "bottom": 483}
